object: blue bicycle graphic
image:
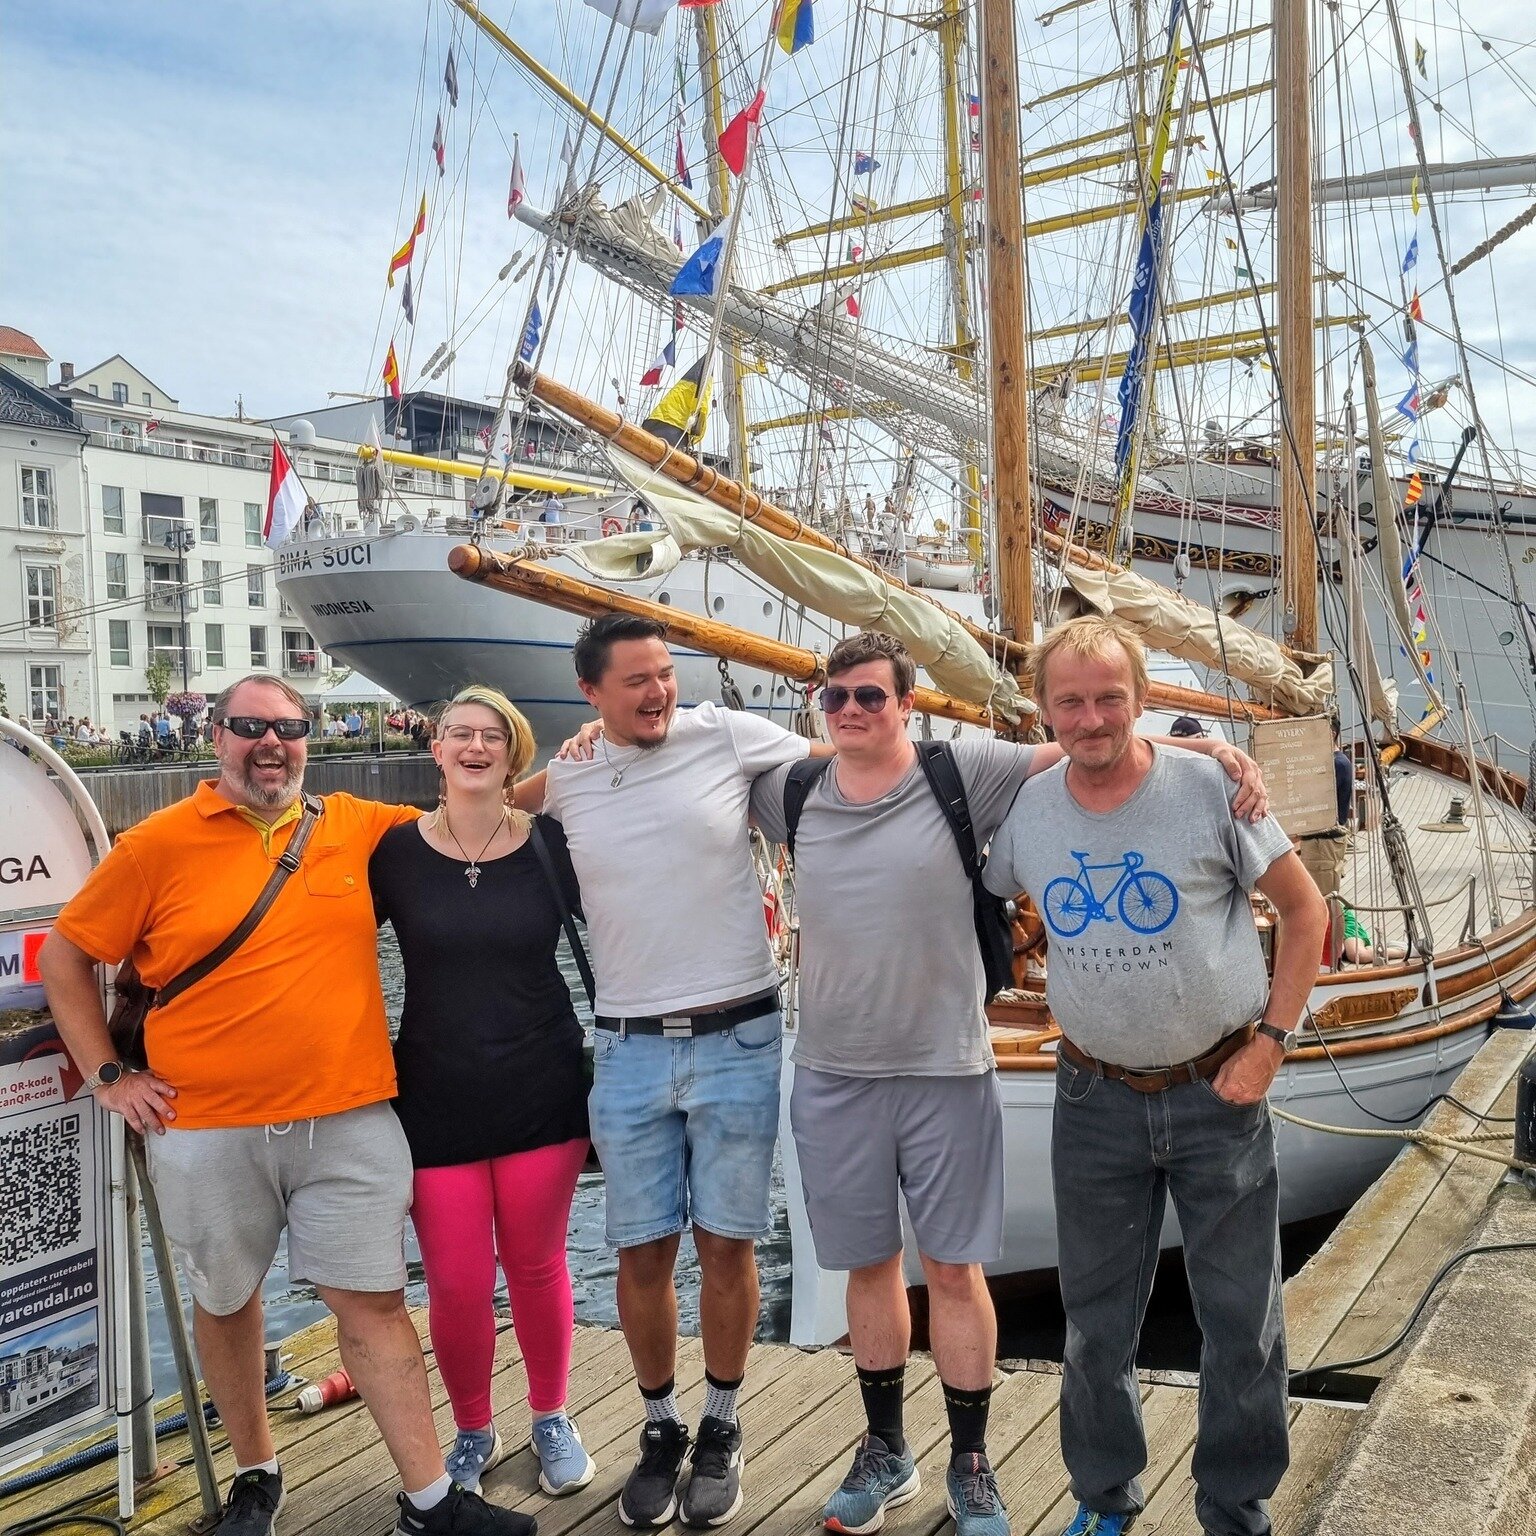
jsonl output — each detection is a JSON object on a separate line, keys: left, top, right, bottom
{"left": 1043, "top": 851, "right": 1179, "bottom": 938}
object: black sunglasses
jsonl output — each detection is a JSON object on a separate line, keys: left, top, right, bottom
{"left": 219, "top": 716, "right": 313, "bottom": 740}
{"left": 818, "top": 685, "right": 892, "bottom": 714}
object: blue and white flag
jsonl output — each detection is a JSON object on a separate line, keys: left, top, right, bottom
{"left": 670, "top": 215, "right": 732, "bottom": 298}
{"left": 1114, "top": 195, "right": 1165, "bottom": 483}
{"left": 519, "top": 300, "right": 544, "bottom": 363}
{"left": 1401, "top": 235, "right": 1419, "bottom": 274}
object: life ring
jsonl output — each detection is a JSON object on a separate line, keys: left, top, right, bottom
{"left": 602, "top": 516, "right": 624, "bottom": 537}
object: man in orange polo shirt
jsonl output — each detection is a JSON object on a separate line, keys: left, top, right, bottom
{"left": 40, "top": 674, "right": 538, "bottom": 1536}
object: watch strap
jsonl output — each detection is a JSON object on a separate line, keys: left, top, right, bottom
{"left": 1255, "top": 1021, "right": 1293, "bottom": 1050}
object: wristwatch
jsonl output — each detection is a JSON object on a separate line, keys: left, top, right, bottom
{"left": 83, "top": 1061, "right": 128, "bottom": 1092}
{"left": 1255, "top": 1021, "right": 1297, "bottom": 1053}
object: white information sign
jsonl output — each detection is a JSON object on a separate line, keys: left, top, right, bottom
{"left": 0, "top": 745, "right": 95, "bottom": 912}
{"left": 1247, "top": 715, "right": 1339, "bottom": 838}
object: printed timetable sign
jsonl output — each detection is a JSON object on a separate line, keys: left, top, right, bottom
{"left": 1247, "top": 715, "right": 1338, "bottom": 837}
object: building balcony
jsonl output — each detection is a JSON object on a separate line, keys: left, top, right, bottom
{"left": 146, "top": 582, "right": 198, "bottom": 613}
{"left": 283, "top": 653, "right": 321, "bottom": 677}
{"left": 148, "top": 646, "right": 203, "bottom": 675}
{"left": 141, "top": 513, "right": 191, "bottom": 549}
{"left": 90, "top": 430, "right": 274, "bottom": 474}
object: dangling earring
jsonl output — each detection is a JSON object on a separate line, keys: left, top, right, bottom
{"left": 437, "top": 769, "right": 447, "bottom": 807}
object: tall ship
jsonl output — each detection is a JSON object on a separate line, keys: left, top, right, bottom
{"left": 275, "top": 0, "right": 1536, "bottom": 1341}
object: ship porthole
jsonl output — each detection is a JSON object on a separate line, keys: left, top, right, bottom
{"left": 713, "top": 596, "right": 726, "bottom": 613}
{"left": 762, "top": 601, "right": 773, "bottom": 617}
{"left": 658, "top": 591, "right": 672, "bottom": 605}
{"left": 1500, "top": 631, "right": 1516, "bottom": 646}
{"left": 752, "top": 684, "right": 764, "bottom": 698}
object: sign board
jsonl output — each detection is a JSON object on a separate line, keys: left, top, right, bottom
{"left": 0, "top": 728, "right": 121, "bottom": 1484}
{"left": 1247, "top": 715, "right": 1338, "bottom": 838}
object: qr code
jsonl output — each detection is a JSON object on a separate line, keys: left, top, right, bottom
{"left": 0, "top": 1114, "right": 84, "bottom": 1267}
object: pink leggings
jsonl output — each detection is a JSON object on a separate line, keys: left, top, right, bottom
{"left": 411, "top": 1138, "right": 588, "bottom": 1427}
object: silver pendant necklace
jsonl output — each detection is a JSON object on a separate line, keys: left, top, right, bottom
{"left": 599, "top": 736, "right": 633, "bottom": 789}
{"left": 441, "top": 809, "right": 505, "bottom": 888}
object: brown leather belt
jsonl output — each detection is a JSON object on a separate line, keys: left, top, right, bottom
{"left": 1057, "top": 1025, "right": 1254, "bottom": 1095}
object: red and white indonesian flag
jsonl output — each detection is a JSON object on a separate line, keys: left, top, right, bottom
{"left": 265, "top": 436, "right": 310, "bottom": 549}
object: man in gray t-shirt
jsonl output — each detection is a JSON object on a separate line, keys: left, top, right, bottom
{"left": 982, "top": 616, "right": 1326, "bottom": 1536}
{"left": 751, "top": 631, "right": 1265, "bottom": 1536}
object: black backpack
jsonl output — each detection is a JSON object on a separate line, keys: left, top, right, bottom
{"left": 781, "top": 741, "right": 1017, "bottom": 1003}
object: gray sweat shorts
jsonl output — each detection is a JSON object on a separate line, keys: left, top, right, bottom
{"left": 145, "top": 1101, "right": 412, "bottom": 1316}
{"left": 789, "top": 1065, "right": 1005, "bottom": 1271}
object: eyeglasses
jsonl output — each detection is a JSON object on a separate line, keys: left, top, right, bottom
{"left": 818, "top": 685, "right": 893, "bottom": 714}
{"left": 442, "top": 725, "right": 511, "bottom": 748}
{"left": 219, "top": 716, "right": 312, "bottom": 740}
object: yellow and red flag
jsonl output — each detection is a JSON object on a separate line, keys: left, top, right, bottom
{"left": 382, "top": 342, "right": 401, "bottom": 401}
{"left": 1404, "top": 471, "right": 1424, "bottom": 508}
{"left": 387, "top": 195, "right": 427, "bottom": 288}
{"left": 1407, "top": 289, "right": 1423, "bottom": 321}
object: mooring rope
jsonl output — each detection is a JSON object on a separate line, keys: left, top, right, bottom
{"left": 1270, "top": 1104, "right": 1532, "bottom": 1172}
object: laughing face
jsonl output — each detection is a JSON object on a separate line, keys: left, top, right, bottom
{"left": 578, "top": 636, "right": 679, "bottom": 749}
{"left": 433, "top": 701, "right": 513, "bottom": 797}
{"left": 213, "top": 680, "right": 309, "bottom": 813}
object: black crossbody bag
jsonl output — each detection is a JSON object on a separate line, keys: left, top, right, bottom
{"left": 527, "top": 817, "right": 596, "bottom": 1010}
{"left": 108, "top": 794, "right": 324, "bottom": 1066}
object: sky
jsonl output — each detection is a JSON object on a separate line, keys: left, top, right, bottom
{"left": 4, "top": 0, "right": 1534, "bottom": 481}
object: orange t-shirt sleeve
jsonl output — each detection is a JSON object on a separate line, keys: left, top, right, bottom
{"left": 350, "top": 795, "right": 421, "bottom": 853}
{"left": 53, "top": 840, "right": 154, "bottom": 966}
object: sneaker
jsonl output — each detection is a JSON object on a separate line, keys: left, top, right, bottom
{"left": 393, "top": 1485, "right": 537, "bottom": 1536}
{"left": 1059, "top": 1509, "right": 1135, "bottom": 1536}
{"left": 945, "top": 1453, "right": 1009, "bottom": 1536}
{"left": 532, "top": 1412, "right": 596, "bottom": 1496}
{"left": 619, "top": 1420, "right": 691, "bottom": 1527}
{"left": 822, "top": 1434, "right": 920, "bottom": 1535}
{"left": 445, "top": 1426, "right": 506, "bottom": 1496}
{"left": 218, "top": 1468, "right": 285, "bottom": 1535}
{"left": 680, "top": 1415, "right": 744, "bottom": 1527}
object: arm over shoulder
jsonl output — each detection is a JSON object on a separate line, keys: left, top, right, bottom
{"left": 748, "top": 761, "right": 797, "bottom": 844}
{"left": 952, "top": 736, "right": 1038, "bottom": 842}
{"left": 1219, "top": 772, "right": 1293, "bottom": 891}
{"left": 722, "top": 707, "right": 813, "bottom": 777}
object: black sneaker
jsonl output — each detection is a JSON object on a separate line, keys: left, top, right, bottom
{"left": 680, "top": 1416, "right": 744, "bottom": 1527}
{"left": 218, "top": 1468, "right": 285, "bottom": 1534}
{"left": 620, "top": 1420, "right": 692, "bottom": 1527}
{"left": 393, "top": 1484, "right": 538, "bottom": 1536}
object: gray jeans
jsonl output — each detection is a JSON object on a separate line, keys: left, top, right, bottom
{"left": 1052, "top": 1057, "right": 1288, "bottom": 1536}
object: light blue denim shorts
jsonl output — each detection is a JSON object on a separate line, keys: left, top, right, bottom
{"left": 589, "top": 1005, "right": 783, "bottom": 1247}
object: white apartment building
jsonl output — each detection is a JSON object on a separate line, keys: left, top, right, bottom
{"left": 0, "top": 327, "right": 372, "bottom": 735}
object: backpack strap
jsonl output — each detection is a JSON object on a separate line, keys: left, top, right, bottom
{"left": 782, "top": 757, "right": 835, "bottom": 857}
{"left": 914, "top": 740, "right": 980, "bottom": 880}
{"left": 528, "top": 817, "right": 596, "bottom": 1009}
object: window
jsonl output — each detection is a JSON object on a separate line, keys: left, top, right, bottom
{"left": 88, "top": 384, "right": 99, "bottom": 397}
{"left": 25, "top": 565, "right": 58, "bottom": 629}
{"left": 199, "top": 497, "right": 219, "bottom": 543}
{"left": 205, "top": 622, "right": 225, "bottom": 669}
{"left": 105, "top": 552, "right": 128, "bottom": 600}
{"left": 102, "top": 484, "right": 126, "bottom": 535}
{"left": 249, "top": 625, "right": 268, "bottom": 668}
{"left": 246, "top": 564, "right": 266, "bottom": 607}
{"left": 141, "top": 392, "right": 152, "bottom": 406}
{"left": 283, "top": 629, "right": 317, "bottom": 675}
{"left": 112, "top": 382, "right": 128, "bottom": 404}
{"left": 28, "top": 665, "right": 63, "bottom": 721}
{"left": 141, "top": 491, "right": 185, "bottom": 548}
{"left": 202, "top": 558, "right": 222, "bottom": 605}
{"left": 109, "top": 620, "right": 131, "bottom": 666}
{"left": 20, "top": 466, "right": 55, "bottom": 529}
{"left": 144, "top": 559, "right": 174, "bottom": 586}
{"left": 245, "top": 502, "right": 263, "bottom": 547}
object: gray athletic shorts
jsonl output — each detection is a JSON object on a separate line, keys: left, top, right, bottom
{"left": 789, "top": 1066, "right": 1005, "bottom": 1271}
{"left": 145, "top": 1101, "right": 412, "bottom": 1316}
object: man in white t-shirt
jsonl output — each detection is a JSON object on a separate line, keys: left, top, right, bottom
{"left": 542, "top": 614, "right": 829, "bottom": 1530}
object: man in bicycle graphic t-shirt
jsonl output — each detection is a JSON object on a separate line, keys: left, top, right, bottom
{"left": 984, "top": 617, "right": 1326, "bottom": 1536}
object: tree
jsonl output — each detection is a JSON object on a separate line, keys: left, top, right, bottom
{"left": 144, "top": 656, "right": 173, "bottom": 707}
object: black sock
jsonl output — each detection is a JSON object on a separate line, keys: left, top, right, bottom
{"left": 942, "top": 1382, "right": 992, "bottom": 1460}
{"left": 856, "top": 1364, "right": 906, "bottom": 1455}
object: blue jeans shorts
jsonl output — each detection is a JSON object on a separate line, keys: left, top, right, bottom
{"left": 589, "top": 1005, "right": 783, "bottom": 1247}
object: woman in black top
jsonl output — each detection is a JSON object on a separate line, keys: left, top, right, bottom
{"left": 370, "top": 685, "right": 593, "bottom": 1500}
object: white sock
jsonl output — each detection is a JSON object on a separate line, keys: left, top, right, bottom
{"left": 236, "top": 1457, "right": 280, "bottom": 1478}
{"left": 407, "top": 1472, "right": 453, "bottom": 1510}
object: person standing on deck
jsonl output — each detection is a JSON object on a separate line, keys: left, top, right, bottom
{"left": 747, "top": 631, "right": 1267, "bottom": 1536}
{"left": 981, "top": 617, "right": 1327, "bottom": 1536}
{"left": 538, "top": 613, "right": 831, "bottom": 1529}
{"left": 370, "top": 686, "right": 594, "bottom": 1503}
{"left": 39, "top": 673, "right": 542, "bottom": 1536}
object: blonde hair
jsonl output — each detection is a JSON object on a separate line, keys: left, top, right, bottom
{"left": 434, "top": 685, "right": 537, "bottom": 812}
{"left": 1031, "top": 616, "right": 1149, "bottom": 705}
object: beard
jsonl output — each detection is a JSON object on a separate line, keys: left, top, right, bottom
{"left": 233, "top": 754, "right": 304, "bottom": 809}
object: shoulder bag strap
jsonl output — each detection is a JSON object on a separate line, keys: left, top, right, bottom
{"left": 528, "top": 818, "right": 596, "bottom": 1010}
{"left": 782, "top": 756, "right": 835, "bottom": 857}
{"left": 154, "top": 793, "right": 324, "bottom": 1011}
{"left": 915, "top": 740, "right": 980, "bottom": 880}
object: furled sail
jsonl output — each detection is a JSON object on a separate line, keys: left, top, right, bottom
{"left": 562, "top": 444, "right": 1032, "bottom": 723}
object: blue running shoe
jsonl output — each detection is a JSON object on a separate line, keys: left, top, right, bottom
{"left": 823, "top": 1434, "right": 921, "bottom": 1534}
{"left": 945, "top": 1453, "right": 1009, "bottom": 1536}
{"left": 445, "top": 1425, "right": 505, "bottom": 1495}
{"left": 532, "top": 1413, "right": 596, "bottom": 1496}
{"left": 1059, "top": 1506, "right": 1135, "bottom": 1536}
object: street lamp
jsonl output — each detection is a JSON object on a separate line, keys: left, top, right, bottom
{"left": 164, "top": 524, "right": 197, "bottom": 694}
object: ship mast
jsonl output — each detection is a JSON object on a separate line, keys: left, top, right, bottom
{"left": 694, "top": 4, "right": 752, "bottom": 488}
{"left": 1274, "top": 0, "right": 1317, "bottom": 650}
{"left": 979, "top": 0, "right": 1034, "bottom": 639}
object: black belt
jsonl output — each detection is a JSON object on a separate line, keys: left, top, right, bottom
{"left": 595, "top": 989, "right": 779, "bottom": 1037}
{"left": 1300, "top": 827, "right": 1347, "bottom": 842}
